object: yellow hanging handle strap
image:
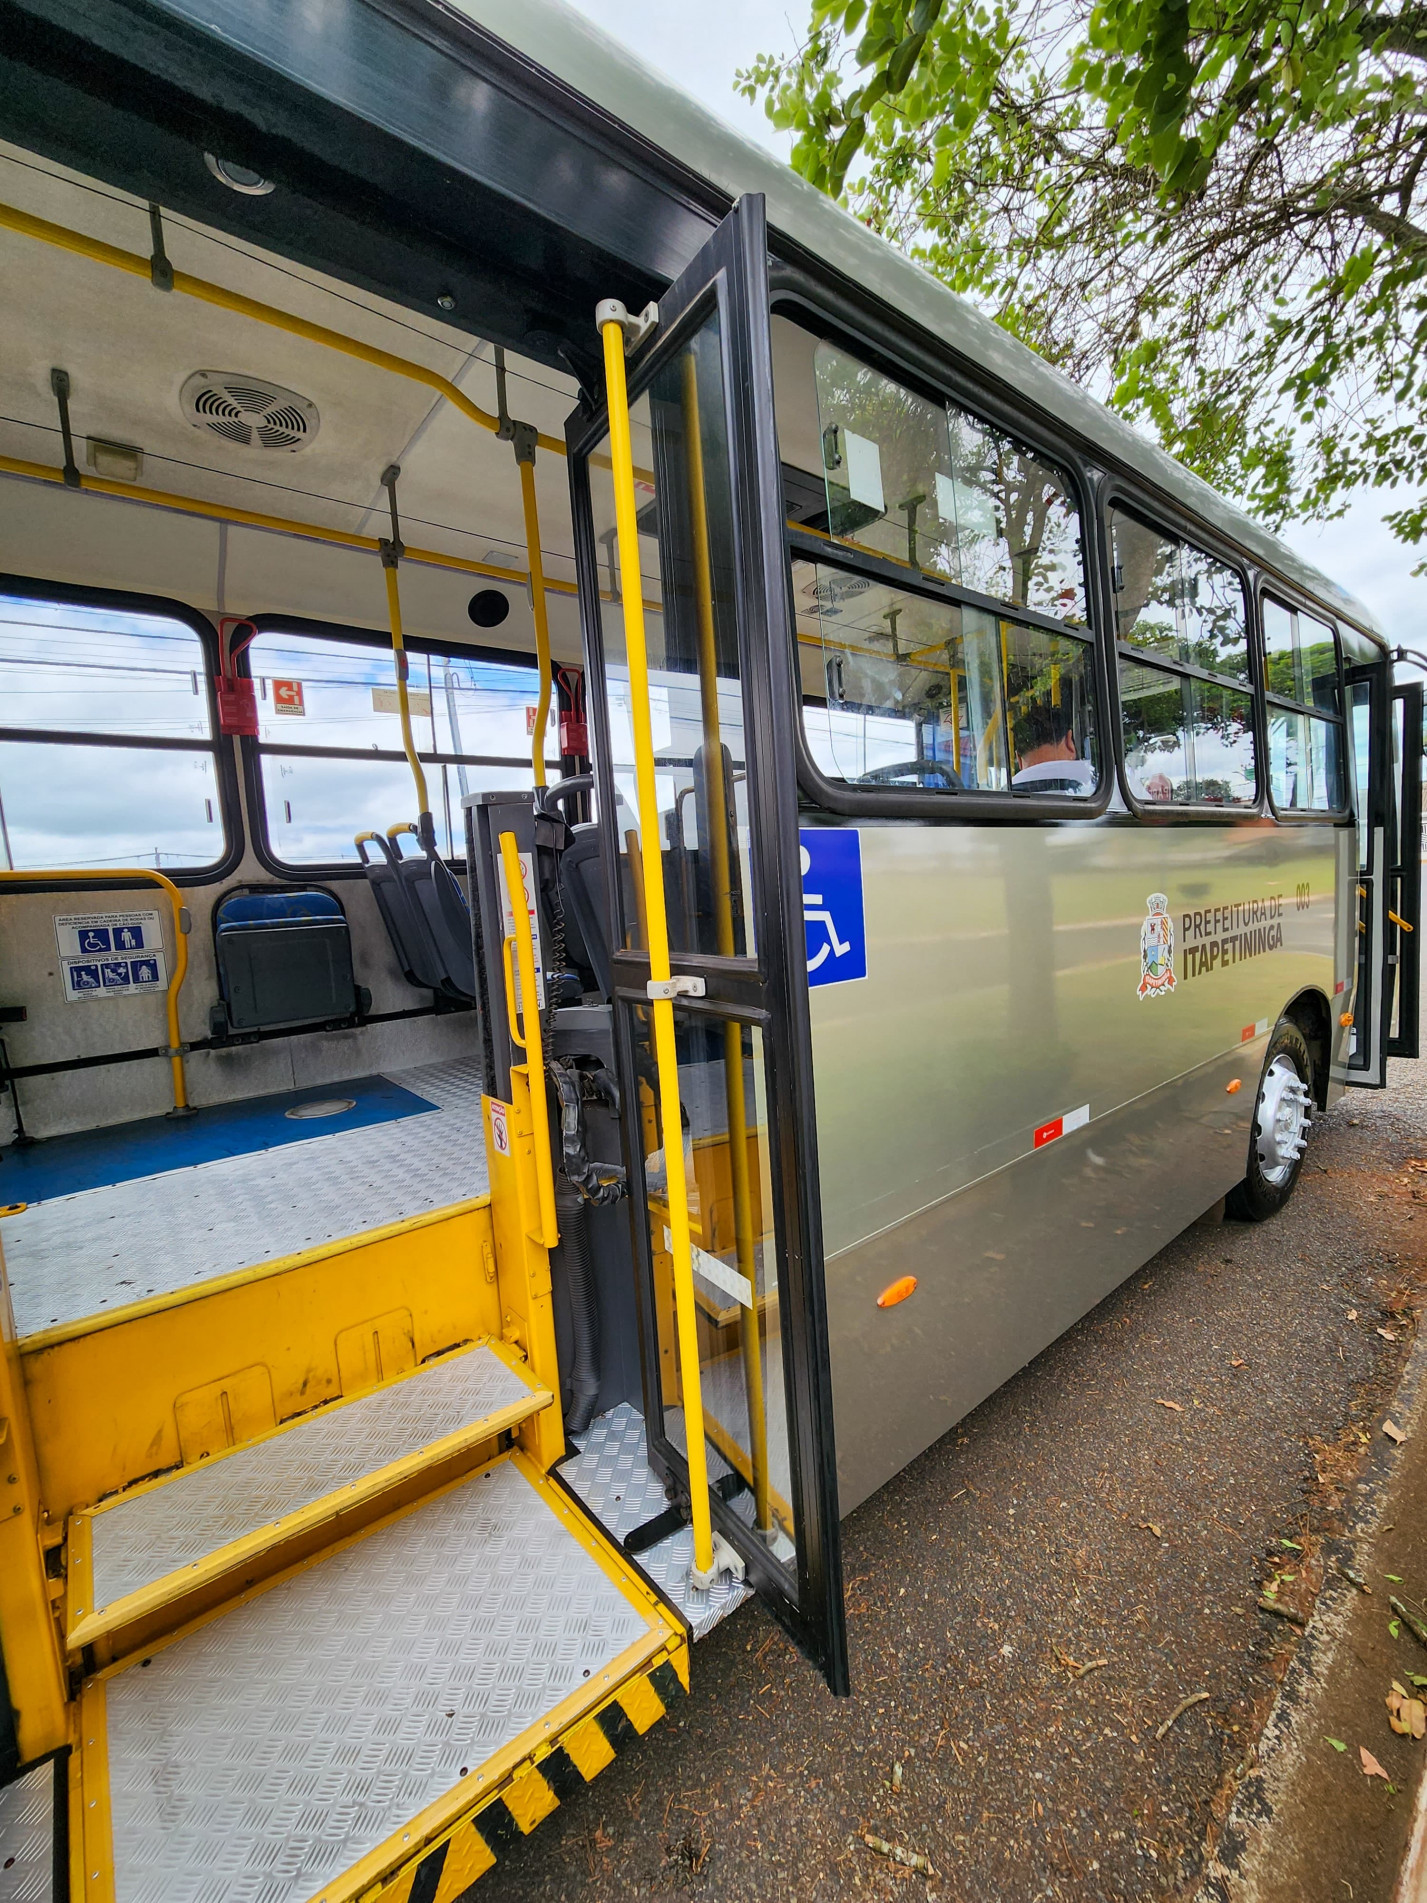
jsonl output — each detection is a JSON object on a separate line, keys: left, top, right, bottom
{"left": 0, "top": 868, "right": 191, "bottom": 1112}
{"left": 600, "top": 307, "right": 716, "bottom": 1583}
{"left": 498, "top": 830, "right": 559, "bottom": 1248}
{"left": 378, "top": 465, "right": 429, "bottom": 820}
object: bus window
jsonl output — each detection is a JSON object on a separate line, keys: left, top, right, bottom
{"left": 1111, "top": 508, "right": 1256, "bottom": 807}
{"left": 809, "top": 344, "right": 1086, "bottom": 625}
{"left": 0, "top": 590, "right": 227, "bottom": 872}
{"left": 246, "top": 624, "right": 558, "bottom": 867}
{"left": 794, "top": 556, "right": 1097, "bottom": 796}
{"left": 1262, "top": 596, "right": 1347, "bottom": 813}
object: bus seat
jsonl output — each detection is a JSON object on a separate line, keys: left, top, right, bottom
{"left": 212, "top": 886, "right": 367, "bottom": 1035}
{"left": 356, "top": 832, "right": 449, "bottom": 995}
{"left": 559, "top": 824, "right": 612, "bottom": 1001}
{"left": 389, "top": 822, "right": 477, "bottom": 1003}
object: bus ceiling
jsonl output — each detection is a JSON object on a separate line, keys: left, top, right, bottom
{"left": 0, "top": 0, "right": 715, "bottom": 377}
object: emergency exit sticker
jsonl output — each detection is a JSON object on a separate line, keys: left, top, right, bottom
{"left": 55, "top": 910, "right": 167, "bottom": 1003}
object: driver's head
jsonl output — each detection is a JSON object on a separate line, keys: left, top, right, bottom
{"left": 1016, "top": 698, "right": 1076, "bottom": 766}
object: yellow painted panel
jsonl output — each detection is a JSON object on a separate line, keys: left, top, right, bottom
{"left": 561, "top": 1715, "right": 616, "bottom": 1782}
{"left": 0, "top": 1240, "right": 67, "bottom": 1763}
{"left": 617, "top": 1672, "right": 665, "bottom": 1736}
{"left": 174, "top": 1364, "right": 276, "bottom": 1464}
{"left": 432, "top": 1823, "right": 497, "bottom": 1898}
{"left": 335, "top": 1310, "right": 416, "bottom": 1396}
{"left": 483, "top": 1098, "right": 563, "bottom": 1471}
{"left": 502, "top": 1765, "right": 559, "bottom": 1834}
{"left": 22, "top": 1204, "right": 501, "bottom": 1520}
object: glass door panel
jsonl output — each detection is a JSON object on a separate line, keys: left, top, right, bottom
{"left": 629, "top": 1004, "right": 796, "bottom": 1566}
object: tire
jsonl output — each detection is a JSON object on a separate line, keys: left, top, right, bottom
{"left": 1225, "top": 1018, "right": 1315, "bottom": 1222}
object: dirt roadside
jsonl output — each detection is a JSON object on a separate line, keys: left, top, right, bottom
{"left": 492, "top": 1061, "right": 1427, "bottom": 1902}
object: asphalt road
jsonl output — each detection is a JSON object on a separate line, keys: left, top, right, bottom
{"left": 494, "top": 1061, "right": 1427, "bottom": 1902}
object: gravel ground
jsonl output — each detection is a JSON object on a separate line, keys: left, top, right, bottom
{"left": 494, "top": 1059, "right": 1427, "bottom": 1902}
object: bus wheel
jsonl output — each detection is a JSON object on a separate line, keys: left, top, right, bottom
{"left": 1226, "top": 1019, "right": 1315, "bottom": 1221}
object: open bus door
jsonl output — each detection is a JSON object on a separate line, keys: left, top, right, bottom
{"left": 568, "top": 197, "right": 849, "bottom": 1692}
{"left": 1347, "top": 663, "right": 1423, "bottom": 1085}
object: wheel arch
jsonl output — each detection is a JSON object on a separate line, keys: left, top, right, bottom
{"left": 1283, "top": 987, "right": 1333, "bottom": 1109}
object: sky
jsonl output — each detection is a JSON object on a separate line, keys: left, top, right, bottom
{"left": 565, "top": 0, "right": 1422, "bottom": 648}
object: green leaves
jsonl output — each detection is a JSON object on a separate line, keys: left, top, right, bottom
{"left": 742, "top": 0, "right": 1427, "bottom": 548}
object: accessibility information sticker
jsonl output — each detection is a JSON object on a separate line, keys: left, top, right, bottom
{"left": 800, "top": 828, "right": 867, "bottom": 989}
{"left": 54, "top": 910, "right": 167, "bottom": 1003}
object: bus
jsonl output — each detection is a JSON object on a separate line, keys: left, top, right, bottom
{"left": 0, "top": 0, "right": 1418, "bottom": 1896}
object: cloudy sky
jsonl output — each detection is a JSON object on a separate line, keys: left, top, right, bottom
{"left": 566, "top": 0, "right": 1421, "bottom": 648}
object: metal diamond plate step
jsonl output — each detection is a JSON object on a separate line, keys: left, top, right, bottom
{"left": 70, "top": 1341, "right": 551, "bottom": 1651}
{"left": 0, "top": 1758, "right": 56, "bottom": 1903}
{"left": 562, "top": 1404, "right": 752, "bottom": 1640}
{"left": 83, "top": 1453, "right": 676, "bottom": 1903}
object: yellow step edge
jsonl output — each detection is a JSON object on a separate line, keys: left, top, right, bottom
{"left": 359, "top": 1639, "right": 690, "bottom": 1903}
{"left": 74, "top": 1449, "right": 684, "bottom": 1903}
{"left": 19, "top": 1194, "right": 492, "bottom": 1356}
{"left": 65, "top": 1338, "right": 552, "bottom": 1654}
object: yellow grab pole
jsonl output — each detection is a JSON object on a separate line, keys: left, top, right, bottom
{"left": 0, "top": 450, "right": 576, "bottom": 594}
{"left": 679, "top": 354, "right": 770, "bottom": 1535}
{"left": 381, "top": 557, "right": 429, "bottom": 818}
{"left": 498, "top": 831, "right": 559, "bottom": 1248}
{"left": 0, "top": 868, "right": 191, "bottom": 1112}
{"left": 517, "top": 455, "right": 553, "bottom": 787}
{"left": 600, "top": 310, "right": 716, "bottom": 1583}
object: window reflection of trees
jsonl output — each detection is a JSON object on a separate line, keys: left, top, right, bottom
{"left": 812, "top": 345, "right": 1085, "bottom": 627}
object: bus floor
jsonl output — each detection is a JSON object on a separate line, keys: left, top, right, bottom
{"left": 0, "top": 1057, "right": 488, "bottom": 1338}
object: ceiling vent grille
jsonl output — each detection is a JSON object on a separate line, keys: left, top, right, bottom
{"left": 180, "top": 371, "right": 319, "bottom": 453}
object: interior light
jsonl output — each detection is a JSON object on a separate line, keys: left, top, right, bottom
{"left": 204, "top": 153, "right": 276, "bottom": 197}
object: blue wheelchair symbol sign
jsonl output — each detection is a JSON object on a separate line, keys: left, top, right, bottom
{"left": 70, "top": 963, "right": 102, "bottom": 991}
{"left": 800, "top": 828, "right": 867, "bottom": 988}
{"left": 100, "top": 961, "right": 132, "bottom": 989}
{"left": 78, "top": 927, "right": 111, "bottom": 953}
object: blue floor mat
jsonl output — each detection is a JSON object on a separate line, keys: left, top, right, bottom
{"left": 0, "top": 1075, "right": 439, "bottom": 1204}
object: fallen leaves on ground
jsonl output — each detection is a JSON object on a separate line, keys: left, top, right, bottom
{"left": 1155, "top": 1399, "right": 1184, "bottom": 1412}
{"left": 1379, "top": 1328, "right": 1400, "bottom": 1342}
{"left": 1361, "top": 1746, "right": 1391, "bottom": 1780}
{"left": 1326, "top": 1737, "right": 1348, "bottom": 1752}
{"left": 1137, "top": 1521, "right": 1163, "bottom": 1538}
{"left": 1384, "top": 1420, "right": 1408, "bottom": 1444}
{"left": 1230, "top": 1356, "right": 1247, "bottom": 1368}
{"left": 1387, "top": 1682, "right": 1427, "bottom": 1739}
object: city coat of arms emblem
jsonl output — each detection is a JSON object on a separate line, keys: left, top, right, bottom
{"left": 1138, "top": 893, "right": 1176, "bottom": 1000}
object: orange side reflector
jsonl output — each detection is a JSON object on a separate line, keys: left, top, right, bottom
{"left": 877, "top": 1275, "right": 918, "bottom": 1309}
{"left": 1225, "top": 1079, "right": 1242, "bottom": 1094}
{"left": 1340, "top": 1012, "right": 1355, "bottom": 1027}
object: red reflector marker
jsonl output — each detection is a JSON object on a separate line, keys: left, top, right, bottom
{"left": 1034, "top": 1103, "right": 1089, "bottom": 1149}
{"left": 877, "top": 1275, "right": 918, "bottom": 1309}
{"left": 1334, "top": 980, "right": 1346, "bottom": 995}
{"left": 1226, "top": 1079, "right": 1242, "bottom": 1094}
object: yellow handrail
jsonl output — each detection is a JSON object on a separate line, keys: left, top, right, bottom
{"left": 600, "top": 312, "right": 716, "bottom": 1583}
{"left": 0, "top": 198, "right": 567, "bottom": 773}
{"left": 0, "top": 450, "right": 577, "bottom": 595}
{"left": 679, "top": 352, "right": 770, "bottom": 1536}
{"left": 518, "top": 458, "right": 554, "bottom": 788}
{"left": 0, "top": 199, "right": 567, "bottom": 457}
{"left": 498, "top": 831, "right": 558, "bottom": 1247}
{"left": 0, "top": 869, "right": 191, "bottom": 1112}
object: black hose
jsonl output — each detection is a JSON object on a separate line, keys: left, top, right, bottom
{"left": 555, "top": 1177, "right": 601, "bottom": 1434}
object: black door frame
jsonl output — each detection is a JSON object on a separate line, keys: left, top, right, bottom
{"left": 565, "top": 195, "right": 848, "bottom": 1692}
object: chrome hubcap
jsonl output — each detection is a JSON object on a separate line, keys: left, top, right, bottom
{"left": 1255, "top": 1055, "right": 1312, "bottom": 1187}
